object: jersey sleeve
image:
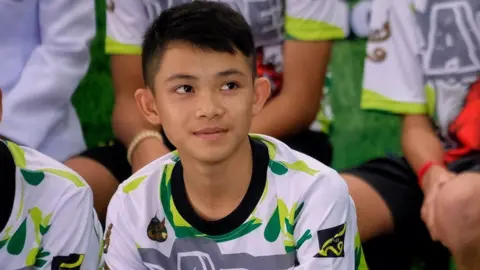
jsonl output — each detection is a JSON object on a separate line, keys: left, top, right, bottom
{"left": 285, "top": 0, "right": 349, "bottom": 41}
{"left": 103, "top": 189, "right": 146, "bottom": 269}
{"left": 40, "top": 187, "right": 103, "bottom": 270}
{"left": 105, "top": 0, "right": 155, "bottom": 55}
{"left": 361, "top": 0, "right": 428, "bottom": 115}
{"left": 294, "top": 170, "right": 368, "bottom": 270}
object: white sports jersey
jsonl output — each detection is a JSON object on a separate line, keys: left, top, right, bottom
{"left": 104, "top": 135, "right": 368, "bottom": 269}
{"left": 361, "top": 0, "right": 480, "bottom": 145}
{"left": 0, "top": 141, "right": 103, "bottom": 270}
{"left": 105, "top": 0, "right": 349, "bottom": 133}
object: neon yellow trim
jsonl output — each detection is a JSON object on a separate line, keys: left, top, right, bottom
{"left": 285, "top": 16, "right": 345, "bottom": 40}
{"left": 424, "top": 85, "right": 436, "bottom": 117}
{"left": 39, "top": 168, "right": 86, "bottom": 188}
{"left": 409, "top": 3, "right": 416, "bottom": 13}
{"left": 6, "top": 141, "right": 26, "bottom": 168}
{"left": 122, "top": 176, "right": 147, "bottom": 193}
{"left": 105, "top": 36, "right": 142, "bottom": 55}
{"left": 60, "top": 254, "right": 85, "bottom": 268}
{"left": 16, "top": 180, "right": 24, "bottom": 220}
{"left": 249, "top": 134, "right": 277, "bottom": 159}
{"left": 259, "top": 180, "right": 269, "bottom": 203}
{"left": 361, "top": 89, "right": 428, "bottom": 114}
{"left": 170, "top": 198, "right": 191, "bottom": 227}
{"left": 316, "top": 113, "right": 331, "bottom": 133}
{"left": 25, "top": 247, "right": 39, "bottom": 266}
{"left": 280, "top": 160, "right": 320, "bottom": 176}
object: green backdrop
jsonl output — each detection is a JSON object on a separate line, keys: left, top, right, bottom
{"left": 73, "top": 0, "right": 403, "bottom": 170}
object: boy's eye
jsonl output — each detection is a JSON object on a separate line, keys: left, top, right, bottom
{"left": 175, "top": 85, "right": 193, "bottom": 94}
{"left": 220, "top": 82, "right": 238, "bottom": 91}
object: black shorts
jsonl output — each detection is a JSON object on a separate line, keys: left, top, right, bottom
{"left": 79, "top": 129, "right": 333, "bottom": 182}
{"left": 343, "top": 152, "right": 479, "bottom": 269}
{"left": 343, "top": 151, "right": 480, "bottom": 234}
{"left": 343, "top": 152, "right": 480, "bottom": 234}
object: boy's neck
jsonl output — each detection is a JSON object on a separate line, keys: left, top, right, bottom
{"left": 181, "top": 137, "right": 253, "bottom": 221}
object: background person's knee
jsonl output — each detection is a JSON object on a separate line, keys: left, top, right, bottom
{"left": 435, "top": 173, "right": 480, "bottom": 251}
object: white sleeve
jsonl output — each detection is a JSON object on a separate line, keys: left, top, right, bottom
{"left": 103, "top": 189, "right": 146, "bottom": 269}
{"left": 294, "top": 171, "right": 367, "bottom": 269}
{"left": 41, "top": 187, "right": 103, "bottom": 270}
{"left": 0, "top": 0, "right": 95, "bottom": 148}
{"left": 285, "top": 0, "right": 349, "bottom": 40}
{"left": 105, "top": 0, "right": 157, "bottom": 55}
{"left": 361, "top": 0, "right": 428, "bottom": 115}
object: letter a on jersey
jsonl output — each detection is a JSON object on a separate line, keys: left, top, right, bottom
{"left": 314, "top": 223, "right": 347, "bottom": 258}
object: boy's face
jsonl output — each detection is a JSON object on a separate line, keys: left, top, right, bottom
{"left": 136, "top": 42, "right": 270, "bottom": 164}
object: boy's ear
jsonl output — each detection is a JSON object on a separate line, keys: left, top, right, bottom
{"left": 252, "top": 77, "right": 271, "bottom": 116}
{"left": 134, "top": 88, "right": 162, "bottom": 125}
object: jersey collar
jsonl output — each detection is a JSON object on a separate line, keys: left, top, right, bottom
{"left": 170, "top": 137, "right": 269, "bottom": 236}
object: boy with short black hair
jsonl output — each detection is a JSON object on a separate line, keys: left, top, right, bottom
{"left": 104, "top": 2, "right": 367, "bottom": 269}
{"left": 0, "top": 89, "right": 104, "bottom": 269}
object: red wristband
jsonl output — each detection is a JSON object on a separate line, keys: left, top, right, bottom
{"left": 417, "top": 161, "right": 444, "bottom": 187}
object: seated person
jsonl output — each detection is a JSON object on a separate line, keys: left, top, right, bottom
{"left": 0, "top": 0, "right": 96, "bottom": 162}
{"left": 341, "top": 0, "right": 480, "bottom": 268}
{"left": 0, "top": 89, "right": 103, "bottom": 268}
{"left": 66, "top": 0, "right": 348, "bottom": 221}
{"left": 103, "top": 3, "right": 368, "bottom": 269}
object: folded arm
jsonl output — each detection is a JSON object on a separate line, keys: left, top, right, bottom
{"left": 0, "top": 0, "right": 95, "bottom": 148}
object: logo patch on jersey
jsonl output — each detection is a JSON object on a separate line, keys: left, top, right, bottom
{"left": 103, "top": 223, "right": 113, "bottom": 254}
{"left": 147, "top": 213, "right": 168, "bottom": 243}
{"left": 51, "top": 253, "right": 84, "bottom": 270}
{"left": 314, "top": 223, "right": 346, "bottom": 258}
{"left": 366, "top": 22, "right": 390, "bottom": 63}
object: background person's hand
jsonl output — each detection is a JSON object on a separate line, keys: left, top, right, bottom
{"left": 420, "top": 165, "right": 456, "bottom": 240}
{"left": 130, "top": 137, "right": 171, "bottom": 172}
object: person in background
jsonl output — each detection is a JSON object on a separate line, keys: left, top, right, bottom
{"left": 340, "top": 0, "right": 480, "bottom": 269}
{"left": 0, "top": 0, "right": 96, "bottom": 162}
{"left": 0, "top": 89, "right": 104, "bottom": 269}
{"left": 103, "top": 3, "right": 367, "bottom": 269}
{"left": 66, "top": 0, "right": 349, "bottom": 222}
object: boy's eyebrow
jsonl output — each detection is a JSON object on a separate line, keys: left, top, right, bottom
{"left": 165, "top": 74, "right": 197, "bottom": 82}
{"left": 165, "top": 68, "right": 247, "bottom": 82}
{"left": 216, "top": 68, "right": 247, "bottom": 78}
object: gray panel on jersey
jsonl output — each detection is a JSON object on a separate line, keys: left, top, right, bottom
{"left": 138, "top": 237, "right": 296, "bottom": 270}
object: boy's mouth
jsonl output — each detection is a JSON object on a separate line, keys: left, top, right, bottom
{"left": 193, "top": 127, "right": 228, "bottom": 140}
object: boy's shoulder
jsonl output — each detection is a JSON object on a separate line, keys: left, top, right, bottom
{"left": 253, "top": 134, "right": 348, "bottom": 198}
{"left": 119, "top": 151, "right": 178, "bottom": 196}
{"left": 6, "top": 141, "right": 90, "bottom": 191}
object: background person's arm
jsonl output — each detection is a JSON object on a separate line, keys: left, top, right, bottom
{"left": 0, "top": 0, "right": 95, "bottom": 151}
{"left": 250, "top": 0, "right": 348, "bottom": 137}
{"left": 110, "top": 55, "right": 155, "bottom": 148}
{"left": 402, "top": 115, "right": 444, "bottom": 173}
{"left": 250, "top": 40, "right": 331, "bottom": 137}
{"left": 106, "top": 0, "right": 170, "bottom": 171}
{"left": 110, "top": 55, "right": 169, "bottom": 171}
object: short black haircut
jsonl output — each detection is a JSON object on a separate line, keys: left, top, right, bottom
{"left": 142, "top": 1, "right": 257, "bottom": 89}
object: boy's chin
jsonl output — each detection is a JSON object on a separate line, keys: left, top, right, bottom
{"left": 181, "top": 143, "right": 237, "bottom": 165}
